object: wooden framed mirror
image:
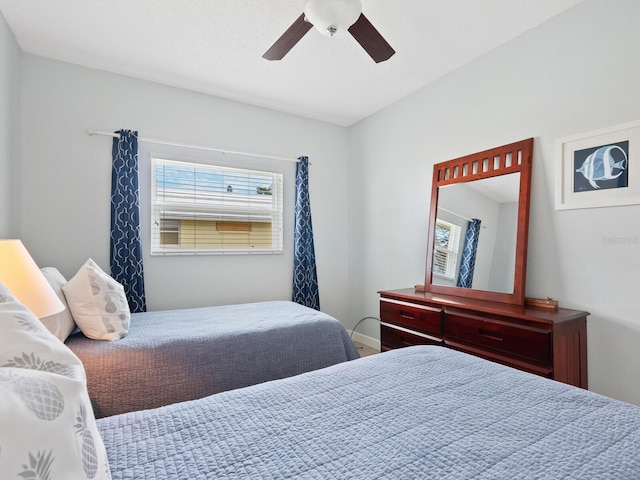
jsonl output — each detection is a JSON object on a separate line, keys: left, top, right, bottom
{"left": 424, "top": 138, "right": 533, "bottom": 305}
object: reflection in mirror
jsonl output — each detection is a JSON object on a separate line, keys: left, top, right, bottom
{"left": 424, "top": 138, "right": 533, "bottom": 305}
{"left": 432, "top": 174, "right": 520, "bottom": 293}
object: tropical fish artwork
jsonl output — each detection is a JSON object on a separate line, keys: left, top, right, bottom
{"left": 575, "top": 143, "right": 628, "bottom": 190}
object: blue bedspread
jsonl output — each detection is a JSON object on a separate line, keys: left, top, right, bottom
{"left": 67, "top": 300, "right": 359, "bottom": 418}
{"left": 98, "top": 345, "right": 640, "bottom": 479}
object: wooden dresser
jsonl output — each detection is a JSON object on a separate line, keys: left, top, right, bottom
{"left": 379, "top": 288, "right": 589, "bottom": 388}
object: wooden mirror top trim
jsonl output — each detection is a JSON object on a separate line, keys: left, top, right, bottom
{"left": 425, "top": 138, "right": 534, "bottom": 305}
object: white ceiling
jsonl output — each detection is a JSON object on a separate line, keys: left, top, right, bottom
{"left": 0, "top": 0, "right": 584, "bottom": 126}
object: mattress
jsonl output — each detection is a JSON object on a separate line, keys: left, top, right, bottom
{"left": 98, "top": 345, "right": 640, "bottom": 479}
{"left": 66, "top": 300, "right": 359, "bottom": 418}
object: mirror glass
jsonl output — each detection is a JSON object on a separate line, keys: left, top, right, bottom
{"left": 432, "top": 174, "right": 520, "bottom": 293}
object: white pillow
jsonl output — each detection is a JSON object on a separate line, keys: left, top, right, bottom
{"left": 0, "top": 281, "right": 112, "bottom": 479}
{"left": 39, "top": 267, "right": 76, "bottom": 342}
{"left": 62, "top": 259, "right": 130, "bottom": 341}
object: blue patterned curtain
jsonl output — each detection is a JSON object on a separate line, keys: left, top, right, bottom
{"left": 456, "top": 218, "right": 481, "bottom": 289}
{"left": 293, "top": 156, "right": 320, "bottom": 310}
{"left": 111, "top": 130, "right": 146, "bottom": 313}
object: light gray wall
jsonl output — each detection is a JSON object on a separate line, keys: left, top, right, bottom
{"left": 0, "top": 12, "right": 20, "bottom": 237}
{"left": 488, "top": 202, "right": 518, "bottom": 293}
{"left": 349, "top": 0, "right": 640, "bottom": 405}
{"left": 18, "top": 56, "right": 351, "bottom": 323}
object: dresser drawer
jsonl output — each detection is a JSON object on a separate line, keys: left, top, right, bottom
{"left": 444, "top": 312, "right": 551, "bottom": 365}
{"left": 380, "top": 299, "right": 443, "bottom": 336}
{"left": 381, "top": 324, "right": 443, "bottom": 350}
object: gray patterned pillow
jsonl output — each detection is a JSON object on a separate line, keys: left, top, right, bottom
{"left": 0, "top": 281, "right": 112, "bottom": 479}
{"left": 62, "top": 259, "right": 130, "bottom": 341}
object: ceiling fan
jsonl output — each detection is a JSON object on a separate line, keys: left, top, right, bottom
{"left": 263, "top": 0, "right": 395, "bottom": 63}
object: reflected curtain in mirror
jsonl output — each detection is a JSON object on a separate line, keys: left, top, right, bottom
{"left": 111, "top": 129, "right": 146, "bottom": 313}
{"left": 456, "top": 218, "right": 481, "bottom": 288}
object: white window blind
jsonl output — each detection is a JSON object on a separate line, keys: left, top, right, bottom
{"left": 151, "top": 157, "right": 283, "bottom": 255}
{"left": 432, "top": 219, "right": 462, "bottom": 279}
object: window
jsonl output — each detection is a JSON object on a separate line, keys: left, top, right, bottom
{"left": 432, "top": 219, "right": 462, "bottom": 279}
{"left": 151, "top": 158, "right": 283, "bottom": 255}
{"left": 160, "top": 219, "right": 179, "bottom": 246}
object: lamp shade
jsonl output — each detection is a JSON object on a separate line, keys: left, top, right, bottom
{"left": 304, "top": 0, "right": 362, "bottom": 36}
{"left": 0, "top": 239, "right": 64, "bottom": 318}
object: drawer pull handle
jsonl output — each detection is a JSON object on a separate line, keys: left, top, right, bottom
{"left": 478, "top": 329, "right": 503, "bottom": 341}
{"left": 400, "top": 311, "right": 415, "bottom": 320}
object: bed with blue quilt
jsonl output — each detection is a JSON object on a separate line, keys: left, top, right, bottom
{"left": 97, "top": 345, "right": 640, "bottom": 479}
{"left": 66, "top": 300, "right": 359, "bottom": 418}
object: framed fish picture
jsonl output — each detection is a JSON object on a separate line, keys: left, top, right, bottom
{"left": 555, "top": 119, "right": 640, "bottom": 210}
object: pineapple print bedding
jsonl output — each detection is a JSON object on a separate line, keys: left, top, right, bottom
{"left": 0, "top": 281, "right": 111, "bottom": 479}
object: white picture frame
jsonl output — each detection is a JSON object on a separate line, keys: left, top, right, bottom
{"left": 555, "top": 119, "right": 640, "bottom": 210}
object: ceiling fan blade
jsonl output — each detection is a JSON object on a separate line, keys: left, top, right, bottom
{"left": 348, "top": 13, "right": 395, "bottom": 63}
{"left": 263, "top": 13, "right": 313, "bottom": 61}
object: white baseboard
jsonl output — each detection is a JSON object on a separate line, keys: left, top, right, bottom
{"left": 349, "top": 330, "right": 381, "bottom": 350}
